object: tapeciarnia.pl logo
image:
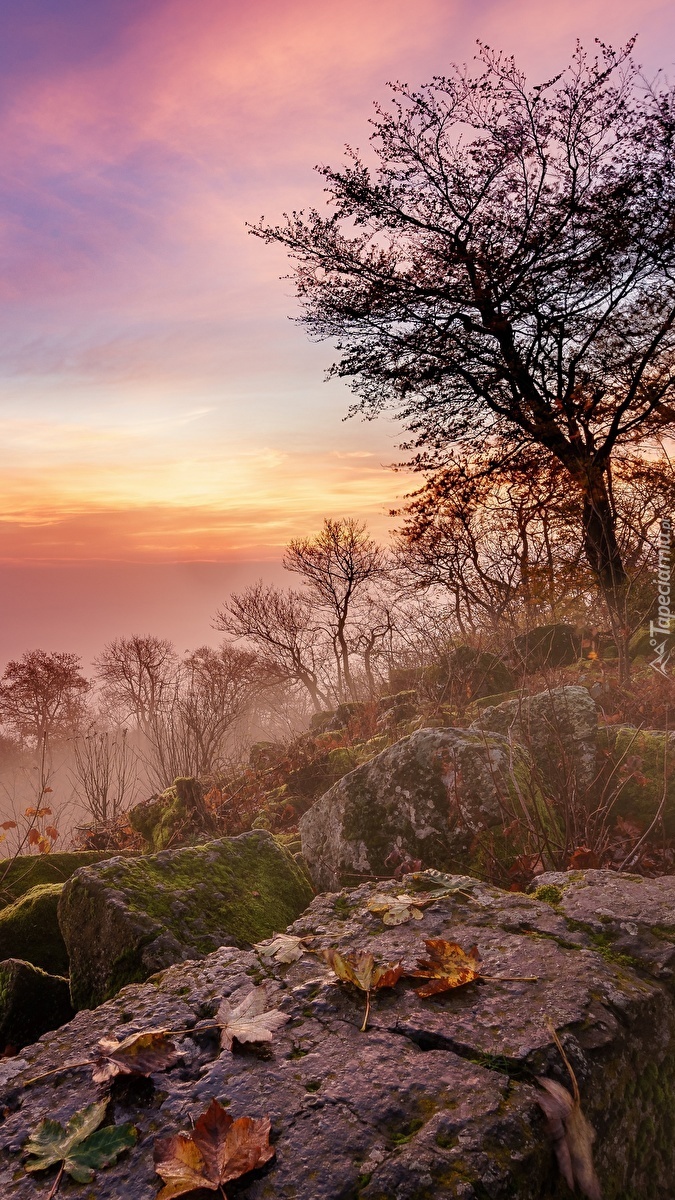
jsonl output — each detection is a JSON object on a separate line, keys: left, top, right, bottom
{"left": 650, "top": 517, "right": 673, "bottom": 677}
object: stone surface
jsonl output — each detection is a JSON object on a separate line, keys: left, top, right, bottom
{"left": 471, "top": 684, "right": 598, "bottom": 792}
{"left": 2, "top": 870, "right": 675, "bottom": 1196}
{"left": 0, "top": 959, "right": 73, "bottom": 1051}
{"left": 0, "top": 885, "right": 68, "bottom": 976}
{"left": 0, "top": 851, "right": 120, "bottom": 907}
{"left": 603, "top": 726, "right": 675, "bottom": 835}
{"left": 299, "top": 727, "right": 533, "bottom": 892}
{"left": 58, "top": 829, "right": 314, "bottom": 1011}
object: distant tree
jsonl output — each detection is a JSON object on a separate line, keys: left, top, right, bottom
{"left": 0, "top": 650, "right": 89, "bottom": 746}
{"left": 283, "top": 518, "right": 387, "bottom": 699}
{"left": 216, "top": 583, "right": 331, "bottom": 711}
{"left": 256, "top": 41, "right": 675, "bottom": 677}
{"left": 147, "top": 644, "right": 261, "bottom": 786}
{"left": 71, "top": 727, "right": 139, "bottom": 827}
{"left": 95, "top": 635, "right": 177, "bottom": 733}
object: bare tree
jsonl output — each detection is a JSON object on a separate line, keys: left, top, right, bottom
{"left": 71, "top": 727, "right": 139, "bottom": 826}
{"left": 94, "top": 635, "right": 177, "bottom": 733}
{"left": 283, "top": 518, "right": 387, "bottom": 699}
{"left": 0, "top": 650, "right": 89, "bottom": 746}
{"left": 256, "top": 41, "right": 675, "bottom": 677}
{"left": 147, "top": 644, "right": 261, "bottom": 787}
{"left": 216, "top": 583, "right": 331, "bottom": 711}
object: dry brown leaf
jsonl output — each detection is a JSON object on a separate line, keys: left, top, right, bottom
{"left": 536, "top": 1023, "right": 602, "bottom": 1200}
{"left": 91, "top": 1029, "right": 179, "bottom": 1085}
{"left": 217, "top": 984, "right": 289, "bottom": 1052}
{"left": 254, "top": 934, "right": 307, "bottom": 963}
{"left": 411, "top": 938, "right": 482, "bottom": 997}
{"left": 153, "top": 1098, "right": 274, "bottom": 1199}
{"left": 367, "top": 893, "right": 427, "bottom": 925}
{"left": 323, "top": 947, "right": 403, "bottom": 1030}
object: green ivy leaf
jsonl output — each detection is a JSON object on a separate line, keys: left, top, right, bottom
{"left": 24, "top": 1099, "right": 136, "bottom": 1184}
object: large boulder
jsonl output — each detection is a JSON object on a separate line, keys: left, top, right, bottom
{"left": 127, "top": 775, "right": 216, "bottom": 851}
{"left": 299, "top": 727, "right": 533, "bottom": 891}
{"left": 58, "top": 829, "right": 313, "bottom": 1010}
{"left": 0, "top": 850, "right": 119, "bottom": 907}
{"left": 0, "top": 883, "right": 68, "bottom": 975}
{"left": 471, "top": 683, "right": 598, "bottom": 792}
{"left": 0, "top": 958, "right": 73, "bottom": 1051}
{"left": 4, "top": 870, "right": 675, "bottom": 1196}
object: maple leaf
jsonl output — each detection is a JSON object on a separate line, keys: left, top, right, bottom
{"left": 91, "top": 1028, "right": 179, "bottom": 1084}
{"left": 254, "top": 933, "right": 307, "bottom": 963}
{"left": 367, "top": 893, "right": 427, "bottom": 925}
{"left": 217, "top": 984, "right": 289, "bottom": 1051}
{"left": 24, "top": 1099, "right": 136, "bottom": 1194}
{"left": 323, "top": 947, "right": 403, "bottom": 1030}
{"left": 411, "top": 938, "right": 482, "bottom": 997}
{"left": 153, "top": 1098, "right": 274, "bottom": 1199}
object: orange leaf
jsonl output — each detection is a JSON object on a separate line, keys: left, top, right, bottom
{"left": 153, "top": 1099, "right": 274, "bottom": 1199}
{"left": 0, "top": 821, "right": 17, "bottom": 831}
{"left": 27, "top": 829, "right": 41, "bottom": 845}
{"left": 45, "top": 826, "right": 59, "bottom": 841}
{"left": 412, "top": 938, "right": 482, "bottom": 997}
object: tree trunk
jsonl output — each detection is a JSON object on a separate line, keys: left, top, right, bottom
{"left": 580, "top": 466, "right": 631, "bottom": 682}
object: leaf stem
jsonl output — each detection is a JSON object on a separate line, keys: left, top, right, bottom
{"left": 23, "top": 1060, "right": 94, "bottom": 1086}
{"left": 47, "top": 1162, "right": 65, "bottom": 1200}
{"left": 360, "top": 991, "right": 371, "bottom": 1033}
{"left": 480, "top": 974, "right": 538, "bottom": 982}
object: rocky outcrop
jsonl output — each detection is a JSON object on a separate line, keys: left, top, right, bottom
{"left": 58, "top": 830, "right": 314, "bottom": 1011}
{"left": 0, "top": 959, "right": 73, "bottom": 1051}
{"left": 3, "top": 869, "right": 675, "bottom": 1196}
{"left": 513, "top": 622, "right": 580, "bottom": 670}
{"left": 471, "top": 683, "right": 598, "bottom": 792}
{"left": 128, "top": 776, "right": 216, "bottom": 851}
{"left": 0, "top": 884, "right": 68, "bottom": 975}
{"left": 299, "top": 727, "right": 533, "bottom": 891}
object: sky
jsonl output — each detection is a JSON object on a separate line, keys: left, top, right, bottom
{"left": 0, "top": 0, "right": 673, "bottom": 665}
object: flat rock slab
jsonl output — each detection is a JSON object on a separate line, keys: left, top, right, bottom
{"left": 2, "top": 870, "right": 675, "bottom": 1197}
{"left": 58, "top": 829, "right": 313, "bottom": 1010}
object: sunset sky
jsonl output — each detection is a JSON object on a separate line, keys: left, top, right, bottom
{"left": 0, "top": 0, "right": 672, "bottom": 663}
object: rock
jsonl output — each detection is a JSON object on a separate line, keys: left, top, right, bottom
{"left": 0, "top": 884, "right": 68, "bottom": 975}
{"left": 58, "top": 829, "right": 314, "bottom": 1011}
{"left": 471, "top": 683, "right": 598, "bottom": 792}
{"left": 0, "top": 850, "right": 121, "bottom": 908}
{"left": 128, "top": 776, "right": 216, "bottom": 851}
{"left": 249, "top": 741, "right": 286, "bottom": 771}
{"left": 4, "top": 870, "right": 675, "bottom": 1196}
{"left": 513, "top": 622, "right": 580, "bottom": 670}
{"left": 299, "top": 727, "right": 533, "bottom": 891}
{"left": 0, "top": 959, "right": 73, "bottom": 1051}
{"left": 601, "top": 726, "right": 675, "bottom": 835}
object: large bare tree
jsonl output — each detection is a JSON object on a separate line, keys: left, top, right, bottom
{"left": 256, "top": 42, "right": 675, "bottom": 676}
{"left": 0, "top": 650, "right": 89, "bottom": 747}
{"left": 95, "top": 635, "right": 177, "bottom": 733}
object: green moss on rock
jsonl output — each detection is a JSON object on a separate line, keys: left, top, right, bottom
{"left": 0, "top": 850, "right": 119, "bottom": 908}
{"left": 0, "top": 883, "right": 68, "bottom": 975}
{"left": 609, "top": 727, "right": 675, "bottom": 834}
{"left": 59, "top": 829, "right": 314, "bottom": 1010}
{"left": 0, "top": 958, "right": 73, "bottom": 1050}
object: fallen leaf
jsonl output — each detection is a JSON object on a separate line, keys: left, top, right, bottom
{"left": 91, "top": 1028, "right": 179, "bottom": 1085}
{"left": 411, "top": 938, "right": 482, "bottom": 997}
{"left": 323, "top": 948, "right": 403, "bottom": 1030}
{"left": 367, "top": 893, "right": 427, "bottom": 925}
{"left": 24, "top": 1099, "right": 136, "bottom": 1190}
{"left": 407, "top": 871, "right": 477, "bottom": 898}
{"left": 217, "top": 984, "right": 289, "bottom": 1052}
{"left": 153, "top": 1097, "right": 274, "bottom": 1199}
{"left": 254, "top": 933, "right": 307, "bottom": 963}
{"left": 536, "top": 1022, "right": 602, "bottom": 1200}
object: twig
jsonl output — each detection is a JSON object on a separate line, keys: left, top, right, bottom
{"left": 545, "top": 1017, "right": 579, "bottom": 1104}
{"left": 47, "top": 1162, "right": 65, "bottom": 1200}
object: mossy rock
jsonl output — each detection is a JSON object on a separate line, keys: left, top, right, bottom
{"left": 59, "top": 829, "right": 314, "bottom": 1010}
{"left": 0, "top": 851, "right": 119, "bottom": 908}
{"left": 513, "top": 623, "right": 580, "bottom": 671}
{"left": 607, "top": 727, "right": 675, "bottom": 835}
{"left": 299, "top": 726, "right": 537, "bottom": 891}
{"left": 128, "top": 776, "right": 215, "bottom": 851}
{"left": 0, "top": 883, "right": 68, "bottom": 975}
{"left": 0, "top": 958, "right": 73, "bottom": 1050}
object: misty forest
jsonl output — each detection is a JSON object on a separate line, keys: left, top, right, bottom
{"left": 3, "top": 37, "right": 675, "bottom": 1200}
